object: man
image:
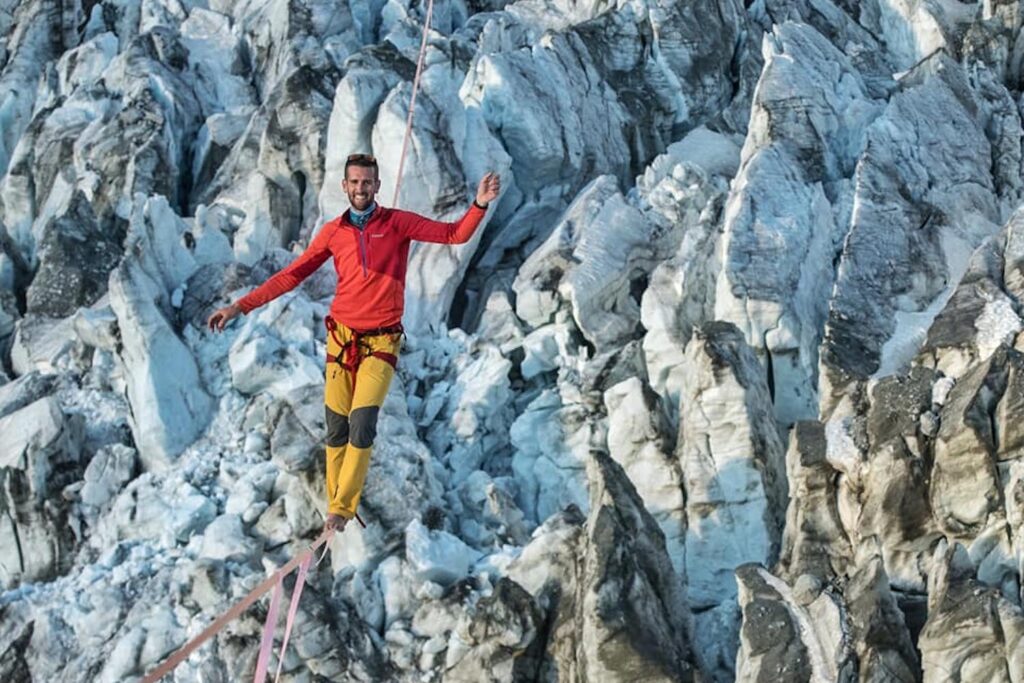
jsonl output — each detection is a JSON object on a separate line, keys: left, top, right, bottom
{"left": 209, "top": 154, "right": 501, "bottom": 532}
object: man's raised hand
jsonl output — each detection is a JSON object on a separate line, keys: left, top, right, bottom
{"left": 476, "top": 172, "right": 500, "bottom": 207}
{"left": 207, "top": 303, "right": 242, "bottom": 332}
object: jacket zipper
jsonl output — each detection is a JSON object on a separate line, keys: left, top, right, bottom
{"left": 357, "top": 229, "right": 368, "bottom": 278}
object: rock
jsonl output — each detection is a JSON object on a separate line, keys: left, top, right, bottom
{"left": 268, "top": 385, "right": 323, "bottom": 473}
{"left": 603, "top": 377, "right": 686, "bottom": 575}
{"left": 641, "top": 163, "right": 729, "bottom": 419}
{"left": 844, "top": 548, "right": 920, "bottom": 681}
{"left": 0, "top": 395, "right": 83, "bottom": 588}
{"left": 518, "top": 323, "right": 573, "bottom": 379}
{"left": 199, "top": 61, "right": 339, "bottom": 267}
{"left": 575, "top": 452, "right": 695, "bottom": 681}
{"left": 918, "top": 224, "right": 1024, "bottom": 380}
{"left": 996, "top": 350, "right": 1024, "bottom": 460}
{"left": 79, "top": 444, "right": 137, "bottom": 510}
{"left": 791, "top": 574, "right": 822, "bottom": 606}
{"left": 734, "top": 564, "right": 848, "bottom": 682}
{"left": 224, "top": 461, "right": 277, "bottom": 524}
{"left": 10, "top": 315, "right": 78, "bottom": 375}
{"left": 443, "top": 577, "right": 543, "bottom": 681}
{"left": 462, "top": 31, "right": 631, "bottom": 201}
{"left": 424, "top": 337, "right": 514, "bottom": 485}
{"left": 25, "top": 190, "right": 122, "bottom": 317}
{"left": 227, "top": 296, "right": 323, "bottom": 399}
{"left": 920, "top": 541, "right": 1024, "bottom": 682}
{"left": 108, "top": 257, "right": 213, "bottom": 470}
{"left": 931, "top": 353, "right": 1005, "bottom": 538}
{"left": 513, "top": 175, "right": 679, "bottom": 352}
{"left": 405, "top": 518, "right": 483, "bottom": 586}
{"left": 0, "top": 370, "right": 57, "bottom": 419}
{"left": 778, "top": 421, "right": 852, "bottom": 581}
{"left": 72, "top": 300, "right": 119, "bottom": 352}
{"left": 576, "top": 0, "right": 755, "bottom": 148}
{"left": 715, "top": 21, "right": 882, "bottom": 425}
{"left": 0, "top": 287, "right": 18, "bottom": 340}
{"left": 90, "top": 474, "right": 216, "bottom": 548}
{"left": 509, "top": 388, "right": 591, "bottom": 525}
{"left": 451, "top": 470, "right": 530, "bottom": 548}
{"left": 820, "top": 55, "right": 1001, "bottom": 413}
{"left": 676, "top": 322, "right": 787, "bottom": 676}
{"left": 199, "top": 514, "right": 261, "bottom": 563}
{"left": 0, "top": 0, "right": 60, "bottom": 178}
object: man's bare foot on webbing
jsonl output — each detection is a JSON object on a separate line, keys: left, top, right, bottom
{"left": 325, "top": 513, "right": 348, "bottom": 533}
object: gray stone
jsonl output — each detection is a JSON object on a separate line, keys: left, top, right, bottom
{"left": 844, "top": 551, "right": 919, "bottom": 682}
{"left": 108, "top": 257, "right": 213, "bottom": 470}
{"left": 0, "top": 370, "right": 56, "bottom": 420}
{"left": 931, "top": 353, "right": 1006, "bottom": 538}
{"left": 198, "top": 514, "right": 260, "bottom": 564}
{"left": 0, "top": 396, "right": 84, "bottom": 588}
{"left": 269, "top": 385, "right": 323, "bottom": 473}
{"left": 791, "top": 574, "right": 822, "bottom": 606}
{"left": 79, "top": 444, "right": 137, "bottom": 510}
{"left": 10, "top": 315, "right": 78, "bottom": 376}
{"left": 821, "top": 56, "right": 1002, "bottom": 411}
{"left": 26, "top": 191, "right": 121, "bottom": 318}
{"left": 72, "top": 302, "right": 119, "bottom": 352}
{"left": 920, "top": 541, "right": 1024, "bottom": 682}
{"left": 574, "top": 451, "right": 695, "bottom": 681}
{"left": 734, "top": 565, "right": 815, "bottom": 683}
{"left": 676, "top": 322, "right": 788, "bottom": 676}
{"left": 443, "top": 578, "right": 543, "bottom": 682}
{"left": 778, "top": 421, "right": 852, "bottom": 581}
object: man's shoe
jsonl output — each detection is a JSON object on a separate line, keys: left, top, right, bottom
{"left": 325, "top": 513, "right": 349, "bottom": 532}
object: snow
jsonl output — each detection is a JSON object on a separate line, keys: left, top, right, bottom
{"left": 975, "top": 296, "right": 1022, "bottom": 361}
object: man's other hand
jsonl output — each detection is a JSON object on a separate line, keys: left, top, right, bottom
{"left": 207, "top": 303, "right": 242, "bottom": 332}
{"left": 475, "top": 172, "right": 500, "bottom": 207}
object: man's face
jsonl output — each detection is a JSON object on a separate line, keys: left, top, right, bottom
{"left": 343, "top": 165, "right": 380, "bottom": 211}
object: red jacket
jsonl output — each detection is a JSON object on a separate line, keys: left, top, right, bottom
{"left": 237, "top": 204, "right": 487, "bottom": 329}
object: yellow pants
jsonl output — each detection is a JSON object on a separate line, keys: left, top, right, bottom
{"left": 324, "top": 320, "right": 401, "bottom": 518}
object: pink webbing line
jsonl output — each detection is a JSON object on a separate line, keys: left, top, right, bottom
{"left": 391, "top": 0, "right": 436, "bottom": 207}
{"left": 140, "top": 529, "right": 334, "bottom": 683}
{"left": 254, "top": 575, "right": 285, "bottom": 682}
{"left": 273, "top": 553, "right": 313, "bottom": 682}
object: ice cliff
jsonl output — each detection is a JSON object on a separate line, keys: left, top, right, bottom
{"left": 2, "top": 0, "right": 1024, "bottom": 680}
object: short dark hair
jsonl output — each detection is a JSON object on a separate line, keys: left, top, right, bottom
{"left": 345, "top": 153, "right": 378, "bottom": 179}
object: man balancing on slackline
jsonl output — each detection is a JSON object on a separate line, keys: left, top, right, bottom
{"left": 208, "top": 154, "right": 501, "bottom": 533}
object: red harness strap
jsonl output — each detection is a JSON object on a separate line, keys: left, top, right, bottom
{"left": 325, "top": 317, "right": 401, "bottom": 390}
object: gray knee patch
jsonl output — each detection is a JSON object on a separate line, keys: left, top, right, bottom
{"left": 349, "top": 406, "right": 380, "bottom": 449}
{"left": 325, "top": 407, "right": 349, "bottom": 447}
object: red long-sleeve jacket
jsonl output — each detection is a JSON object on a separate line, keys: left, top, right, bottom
{"left": 237, "top": 204, "right": 487, "bottom": 329}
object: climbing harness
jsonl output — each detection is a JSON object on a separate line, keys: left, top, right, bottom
{"left": 325, "top": 315, "right": 402, "bottom": 390}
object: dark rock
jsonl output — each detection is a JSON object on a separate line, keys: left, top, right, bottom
{"left": 25, "top": 191, "right": 121, "bottom": 317}
{"left": 576, "top": 451, "right": 695, "bottom": 681}
{"left": 778, "top": 420, "right": 852, "bottom": 581}
{"left": 0, "top": 370, "right": 57, "bottom": 420}
{"left": 845, "top": 553, "right": 920, "bottom": 682}
{"left": 931, "top": 353, "right": 1006, "bottom": 537}
{"left": 919, "top": 541, "right": 1024, "bottom": 681}
{"left": 735, "top": 565, "right": 814, "bottom": 683}
{"left": 867, "top": 367, "right": 936, "bottom": 449}
{"left": 444, "top": 577, "right": 544, "bottom": 682}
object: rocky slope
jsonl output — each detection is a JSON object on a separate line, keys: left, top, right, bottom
{"left": 2, "top": 0, "right": 1024, "bottom": 680}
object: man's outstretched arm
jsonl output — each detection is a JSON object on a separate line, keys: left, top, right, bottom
{"left": 207, "top": 223, "right": 336, "bottom": 332}
{"left": 400, "top": 172, "right": 501, "bottom": 244}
